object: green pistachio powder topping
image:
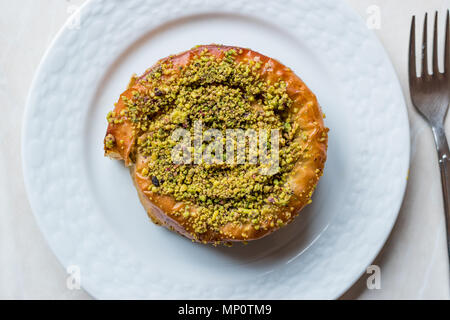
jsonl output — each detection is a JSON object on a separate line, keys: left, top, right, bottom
{"left": 107, "top": 48, "right": 307, "bottom": 236}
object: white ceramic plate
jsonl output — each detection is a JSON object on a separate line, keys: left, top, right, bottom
{"left": 22, "top": 0, "right": 409, "bottom": 299}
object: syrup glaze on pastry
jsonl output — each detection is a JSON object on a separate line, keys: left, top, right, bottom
{"left": 104, "top": 45, "right": 328, "bottom": 244}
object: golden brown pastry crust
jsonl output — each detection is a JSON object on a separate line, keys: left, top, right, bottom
{"left": 104, "top": 45, "right": 328, "bottom": 244}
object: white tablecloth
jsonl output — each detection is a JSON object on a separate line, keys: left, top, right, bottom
{"left": 1, "top": 0, "right": 449, "bottom": 299}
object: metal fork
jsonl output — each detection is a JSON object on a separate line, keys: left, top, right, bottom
{"left": 409, "top": 11, "right": 450, "bottom": 262}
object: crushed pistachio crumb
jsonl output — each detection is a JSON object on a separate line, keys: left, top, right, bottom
{"left": 105, "top": 134, "right": 115, "bottom": 149}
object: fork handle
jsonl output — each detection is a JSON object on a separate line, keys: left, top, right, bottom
{"left": 432, "top": 125, "right": 450, "bottom": 260}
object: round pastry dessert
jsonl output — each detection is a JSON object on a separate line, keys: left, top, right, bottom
{"left": 104, "top": 44, "right": 328, "bottom": 244}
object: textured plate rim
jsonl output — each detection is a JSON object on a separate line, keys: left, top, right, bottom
{"left": 21, "top": 0, "right": 410, "bottom": 299}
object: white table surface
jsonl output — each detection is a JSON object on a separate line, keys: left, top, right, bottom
{"left": 1, "top": 0, "right": 450, "bottom": 300}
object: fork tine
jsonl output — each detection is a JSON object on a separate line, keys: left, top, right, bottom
{"left": 433, "top": 12, "right": 440, "bottom": 74}
{"left": 409, "top": 16, "right": 417, "bottom": 82}
{"left": 445, "top": 10, "right": 449, "bottom": 74}
{"left": 422, "top": 13, "right": 429, "bottom": 76}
